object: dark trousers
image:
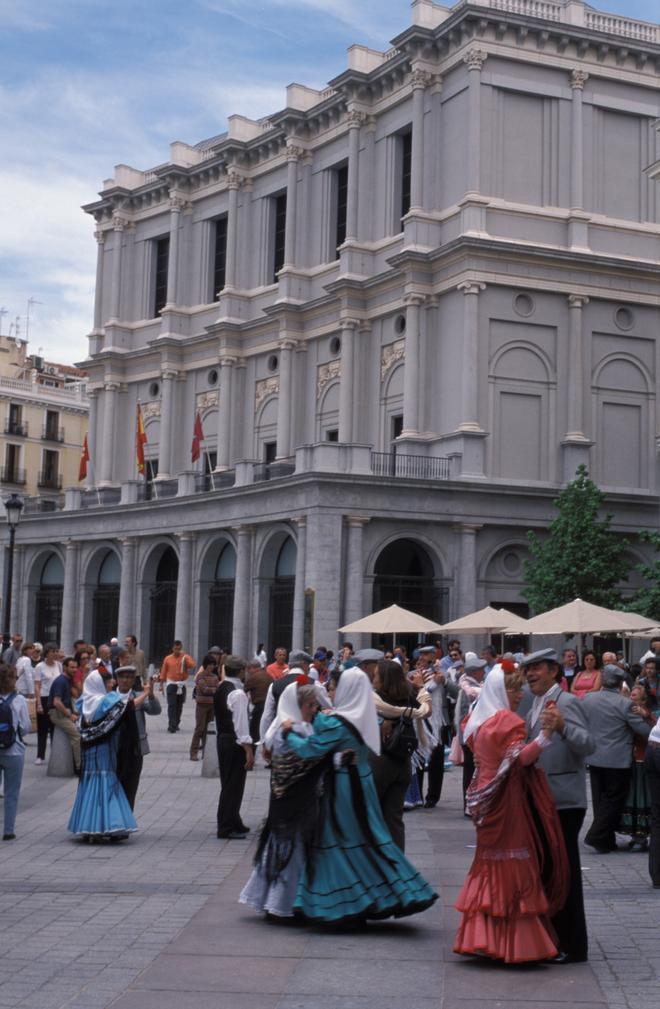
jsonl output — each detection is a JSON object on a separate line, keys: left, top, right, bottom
{"left": 421, "top": 744, "right": 445, "bottom": 806}
{"left": 216, "top": 735, "right": 247, "bottom": 836}
{"left": 166, "top": 684, "right": 186, "bottom": 732}
{"left": 644, "top": 744, "right": 660, "bottom": 885}
{"left": 36, "top": 705, "right": 53, "bottom": 759}
{"left": 462, "top": 744, "right": 475, "bottom": 809}
{"left": 585, "top": 765, "right": 631, "bottom": 851}
{"left": 118, "top": 755, "right": 143, "bottom": 811}
{"left": 552, "top": 807, "right": 588, "bottom": 962}
{"left": 249, "top": 702, "right": 264, "bottom": 746}
{"left": 190, "top": 704, "right": 214, "bottom": 758}
{"left": 370, "top": 752, "right": 411, "bottom": 851}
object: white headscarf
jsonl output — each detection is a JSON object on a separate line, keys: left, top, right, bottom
{"left": 263, "top": 677, "right": 329, "bottom": 749}
{"left": 81, "top": 670, "right": 110, "bottom": 721}
{"left": 333, "top": 668, "right": 381, "bottom": 755}
{"left": 462, "top": 665, "right": 510, "bottom": 743}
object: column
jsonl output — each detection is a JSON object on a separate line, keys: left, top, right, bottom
{"left": 284, "top": 145, "right": 302, "bottom": 267}
{"left": 343, "top": 517, "right": 368, "bottom": 630}
{"left": 157, "top": 369, "right": 177, "bottom": 480}
{"left": 231, "top": 525, "right": 254, "bottom": 657}
{"left": 455, "top": 524, "right": 481, "bottom": 618}
{"left": 224, "top": 170, "right": 242, "bottom": 291}
{"left": 174, "top": 532, "right": 195, "bottom": 649}
{"left": 93, "top": 229, "right": 106, "bottom": 331}
{"left": 109, "top": 215, "right": 126, "bottom": 322}
{"left": 410, "top": 69, "right": 432, "bottom": 211}
{"left": 165, "top": 195, "right": 184, "bottom": 307}
{"left": 346, "top": 111, "right": 364, "bottom": 241}
{"left": 463, "top": 49, "right": 488, "bottom": 196}
{"left": 566, "top": 295, "right": 589, "bottom": 440}
{"left": 276, "top": 339, "right": 296, "bottom": 459}
{"left": 291, "top": 517, "right": 307, "bottom": 651}
{"left": 215, "top": 355, "right": 235, "bottom": 471}
{"left": 569, "top": 70, "right": 588, "bottom": 211}
{"left": 59, "top": 540, "right": 80, "bottom": 653}
{"left": 457, "top": 282, "right": 486, "bottom": 432}
{"left": 98, "top": 382, "right": 118, "bottom": 485}
{"left": 402, "top": 295, "right": 425, "bottom": 436}
{"left": 300, "top": 154, "right": 313, "bottom": 267}
{"left": 10, "top": 546, "right": 24, "bottom": 636}
{"left": 338, "top": 320, "right": 357, "bottom": 443}
{"left": 430, "top": 77, "right": 443, "bottom": 211}
{"left": 86, "top": 388, "right": 99, "bottom": 489}
{"left": 117, "top": 537, "right": 137, "bottom": 639}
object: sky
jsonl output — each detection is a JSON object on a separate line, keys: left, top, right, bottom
{"left": 1, "top": 0, "right": 658, "bottom": 365}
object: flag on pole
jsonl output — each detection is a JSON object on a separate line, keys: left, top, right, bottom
{"left": 136, "top": 403, "right": 148, "bottom": 476}
{"left": 191, "top": 412, "right": 204, "bottom": 463}
{"left": 78, "top": 434, "right": 90, "bottom": 482}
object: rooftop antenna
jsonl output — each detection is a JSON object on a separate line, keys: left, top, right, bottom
{"left": 0, "top": 308, "right": 7, "bottom": 336}
{"left": 14, "top": 317, "right": 20, "bottom": 339}
{"left": 26, "top": 297, "right": 43, "bottom": 343}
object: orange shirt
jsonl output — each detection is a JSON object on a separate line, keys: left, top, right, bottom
{"left": 266, "top": 661, "right": 288, "bottom": 681}
{"left": 160, "top": 652, "right": 195, "bottom": 683}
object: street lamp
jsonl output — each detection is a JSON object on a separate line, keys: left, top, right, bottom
{"left": 2, "top": 493, "right": 23, "bottom": 654}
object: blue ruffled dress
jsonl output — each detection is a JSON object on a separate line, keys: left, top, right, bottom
{"left": 285, "top": 712, "right": 438, "bottom": 923}
{"left": 67, "top": 693, "right": 137, "bottom": 837}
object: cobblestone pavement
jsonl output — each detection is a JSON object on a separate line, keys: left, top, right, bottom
{"left": 0, "top": 696, "right": 657, "bottom": 1009}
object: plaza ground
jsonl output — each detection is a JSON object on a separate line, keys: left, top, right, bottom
{"left": 1, "top": 699, "right": 657, "bottom": 1009}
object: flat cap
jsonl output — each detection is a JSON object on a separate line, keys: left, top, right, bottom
{"left": 418, "top": 646, "right": 436, "bottom": 655}
{"left": 354, "top": 648, "right": 384, "bottom": 664}
{"left": 114, "top": 665, "right": 137, "bottom": 676}
{"left": 224, "top": 654, "right": 247, "bottom": 672}
{"left": 602, "top": 663, "right": 625, "bottom": 688}
{"left": 464, "top": 657, "right": 486, "bottom": 674}
{"left": 518, "top": 648, "right": 558, "bottom": 668}
{"left": 289, "top": 649, "right": 313, "bottom": 665}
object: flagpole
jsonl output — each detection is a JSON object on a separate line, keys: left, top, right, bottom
{"left": 206, "top": 449, "right": 216, "bottom": 491}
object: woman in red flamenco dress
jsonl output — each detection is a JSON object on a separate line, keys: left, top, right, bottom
{"left": 454, "top": 663, "right": 569, "bottom": 964}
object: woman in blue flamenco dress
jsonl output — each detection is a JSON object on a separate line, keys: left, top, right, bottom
{"left": 68, "top": 670, "right": 137, "bottom": 841}
{"left": 281, "top": 668, "right": 437, "bottom": 924}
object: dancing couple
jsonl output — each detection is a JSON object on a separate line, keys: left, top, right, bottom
{"left": 240, "top": 669, "right": 437, "bottom": 923}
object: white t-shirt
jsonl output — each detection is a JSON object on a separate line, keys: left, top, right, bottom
{"left": 15, "top": 656, "right": 35, "bottom": 696}
{"left": 34, "top": 660, "right": 61, "bottom": 699}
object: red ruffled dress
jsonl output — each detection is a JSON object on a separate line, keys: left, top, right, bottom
{"left": 453, "top": 709, "right": 569, "bottom": 964}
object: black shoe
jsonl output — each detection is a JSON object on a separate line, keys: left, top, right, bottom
{"left": 167, "top": 727, "right": 176, "bottom": 733}
{"left": 2, "top": 833, "right": 15, "bottom": 841}
{"left": 236, "top": 823, "right": 250, "bottom": 834}
{"left": 423, "top": 800, "right": 436, "bottom": 809}
{"left": 217, "top": 830, "right": 248, "bottom": 840}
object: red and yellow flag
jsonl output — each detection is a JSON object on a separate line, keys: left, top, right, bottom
{"left": 136, "top": 403, "right": 148, "bottom": 476}
{"left": 78, "top": 434, "right": 90, "bottom": 482}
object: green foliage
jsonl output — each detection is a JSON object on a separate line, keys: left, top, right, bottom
{"left": 523, "top": 465, "right": 628, "bottom": 613}
{"left": 630, "top": 530, "right": 660, "bottom": 621}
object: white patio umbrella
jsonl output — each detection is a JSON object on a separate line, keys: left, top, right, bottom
{"left": 629, "top": 626, "right": 660, "bottom": 640}
{"left": 338, "top": 603, "right": 443, "bottom": 637}
{"left": 437, "top": 605, "right": 510, "bottom": 635}
{"left": 524, "top": 597, "right": 656, "bottom": 636}
{"left": 497, "top": 608, "right": 533, "bottom": 634}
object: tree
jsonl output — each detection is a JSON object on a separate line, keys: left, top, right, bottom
{"left": 523, "top": 465, "right": 628, "bottom": 613}
{"left": 630, "top": 530, "right": 660, "bottom": 621}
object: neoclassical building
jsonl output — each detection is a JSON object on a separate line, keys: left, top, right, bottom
{"left": 6, "top": 0, "right": 660, "bottom": 661}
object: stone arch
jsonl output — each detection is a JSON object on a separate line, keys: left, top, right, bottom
{"left": 254, "top": 396, "right": 278, "bottom": 460}
{"left": 197, "top": 534, "right": 238, "bottom": 652}
{"left": 80, "top": 543, "right": 122, "bottom": 646}
{"left": 316, "top": 380, "right": 340, "bottom": 441}
{"left": 490, "top": 341, "right": 554, "bottom": 382}
{"left": 369, "top": 535, "right": 448, "bottom": 645}
{"left": 489, "top": 341, "right": 554, "bottom": 481}
{"left": 592, "top": 353, "right": 652, "bottom": 490}
{"left": 380, "top": 362, "right": 404, "bottom": 450}
{"left": 593, "top": 353, "right": 652, "bottom": 393}
{"left": 256, "top": 526, "right": 297, "bottom": 656}
{"left": 28, "top": 549, "right": 65, "bottom": 644}
{"left": 138, "top": 540, "right": 180, "bottom": 665}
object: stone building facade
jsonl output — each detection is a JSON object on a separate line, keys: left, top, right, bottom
{"left": 6, "top": 0, "right": 660, "bottom": 662}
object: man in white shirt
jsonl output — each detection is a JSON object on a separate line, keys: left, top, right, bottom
{"left": 213, "top": 655, "right": 254, "bottom": 839}
{"left": 15, "top": 644, "right": 36, "bottom": 698}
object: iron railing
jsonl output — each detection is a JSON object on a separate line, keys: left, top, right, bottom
{"left": 4, "top": 420, "right": 28, "bottom": 436}
{"left": 37, "top": 471, "right": 63, "bottom": 490}
{"left": 41, "top": 423, "right": 64, "bottom": 442}
{"left": 0, "top": 466, "right": 26, "bottom": 485}
{"left": 253, "top": 459, "right": 296, "bottom": 483}
{"left": 195, "top": 471, "right": 236, "bottom": 493}
{"left": 371, "top": 452, "right": 451, "bottom": 480}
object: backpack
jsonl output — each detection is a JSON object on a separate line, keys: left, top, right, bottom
{"left": 381, "top": 709, "right": 418, "bottom": 759}
{"left": 0, "top": 693, "right": 17, "bottom": 749}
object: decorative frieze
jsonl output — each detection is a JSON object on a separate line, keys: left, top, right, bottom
{"left": 255, "top": 376, "right": 280, "bottom": 409}
{"left": 317, "top": 360, "right": 341, "bottom": 399}
{"left": 196, "top": 390, "right": 219, "bottom": 411}
{"left": 381, "top": 339, "right": 405, "bottom": 380}
{"left": 141, "top": 401, "right": 161, "bottom": 422}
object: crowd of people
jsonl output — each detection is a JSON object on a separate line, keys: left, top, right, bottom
{"left": 0, "top": 629, "right": 658, "bottom": 961}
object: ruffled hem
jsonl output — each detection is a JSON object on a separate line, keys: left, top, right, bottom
{"left": 455, "top": 856, "right": 549, "bottom": 919}
{"left": 67, "top": 769, "right": 137, "bottom": 836}
{"left": 454, "top": 910, "right": 557, "bottom": 963}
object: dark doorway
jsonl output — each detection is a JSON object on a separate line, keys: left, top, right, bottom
{"left": 268, "top": 537, "right": 296, "bottom": 655}
{"left": 34, "top": 554, "right": 64, "bottom": 644}
{"left": 208, "top": 543, "right": 236, "bottom": 651}
{"left": 92, "top": 551, "right": 120, "bottom": 647}
{"left": 489, "top": 600, "right": 530, "bottom": 655}
{"left": 149, "top": 547, "right": 178, "bottom": 665}
{"left": 372, "top": 539, "right": 447, "bottom": 655}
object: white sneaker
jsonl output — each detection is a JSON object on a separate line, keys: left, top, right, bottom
{"left": 34, "top": 758, "right": 45, "bottom": 765}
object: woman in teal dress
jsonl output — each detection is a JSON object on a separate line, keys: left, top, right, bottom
{"left": 68, "top": 670, "right": 137, "bottom": 841}
{"left": 282, "top": 668, "right": 437, "bottom": 924}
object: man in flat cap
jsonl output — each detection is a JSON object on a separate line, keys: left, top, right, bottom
{"left": 214, "top": 655, "right": 254, "bottom": 839}
{"left": 523, "top": 648, "right": 594, "bottom": 963}
{"left": 353, "top": 648, "right": 384, "bottom": 683}
{"left": 258, "top": 651, "right": 315, "bottom": 741}
{"left": 582, "top": 664, "right": 652, "bottom": 853}
{"left": 418, "top": 645, "right": 458, "bottom": 808}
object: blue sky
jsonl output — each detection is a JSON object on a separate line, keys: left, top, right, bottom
{"left": 0, "top": 0, "right": 658, "bottom": 363}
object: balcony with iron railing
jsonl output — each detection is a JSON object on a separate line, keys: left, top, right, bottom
{"left": 37, "top": 471, "right": 63, "bottom": 490}
{"left": 370, "top": 452, "right": 451, "bottom": 480}
{"left": 0, "top": 466, "right": 26, "bottom": 486}
{"left": 252, "top": 459, "right": 296, "bottom": 483}
{"left": 41, "top": 423, "right": 64, "bottom": 443}
{"left": 4, "top": 419, "right": 28, "bottom": 437}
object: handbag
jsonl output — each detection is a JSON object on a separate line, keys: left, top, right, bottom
{"left": 381, "top": 709, "right": 418, "bottom": 759}
{"left": 449, "top": 734, "right": 463, "bottom": 765}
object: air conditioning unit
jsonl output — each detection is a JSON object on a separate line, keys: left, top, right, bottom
{"left": 33, "top": 355, "right": 44, "bottom": 371}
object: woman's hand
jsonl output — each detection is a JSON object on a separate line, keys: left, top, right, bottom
{"left": 410, "top": 671, "right": 424, "bottom": 690}
{"left": 281, "top": 719, "right": 293, "bottom": 733}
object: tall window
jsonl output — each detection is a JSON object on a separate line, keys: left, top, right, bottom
{"left": 7, "top": 403, "right": 23, "bottom": 436}
{"left": 335, "top": 164, "right": 348, "bottom": 256}
{"left": 273, "top": 193, "right": 287, "bottom": 282}
{"left": 4, "top": 444, "right": 21, "bottom": 483}
{"left": 44, "top": 409, "right": 60, "bottom": 441}
{"left": 213, "top": 217, "right": 228, "bottom": 300}
{"left": 153, "top": 236, "right": 170, "bottom": 317}
{"left": 40, "top": 449, "right": 59, "bottom": 489}
{"left": 400, "top": 129, "right": 412, "bottom": 224}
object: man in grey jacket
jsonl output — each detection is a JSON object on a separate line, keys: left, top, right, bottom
{"left": 582, "top": 664, "right": 651, "bottom": 854}
{"left": 115, "top": 666, "right": 161, "bottom": 810}
{"left": 523, "top": 648, "right": 595, "bottom": 964}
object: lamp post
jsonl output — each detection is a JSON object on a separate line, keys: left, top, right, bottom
{"left": 2, "top": 493, "right": 23, "bottom": 654}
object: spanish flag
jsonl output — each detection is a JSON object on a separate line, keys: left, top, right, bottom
{"left": 78, "top": 434, "right": 90, "bottom": 482}
{"left": 136, "top": 403, "right": 147, "bottom": 476}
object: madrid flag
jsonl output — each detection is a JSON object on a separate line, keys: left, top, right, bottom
{"left": 78, "top": 434, "right": 90, "bottom": 482}
{"left": 191, "top": 412, "right": 204, "bottom": 463}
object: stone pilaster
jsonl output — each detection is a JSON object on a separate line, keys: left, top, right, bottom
{"left": 343, "top": 516, "right": 369, "bottom": 637}
{"left": 463, "top": 49, "right": 488, "bottom": 197}
{"left": 231, "top": 525, "right": 254, "bottom": 657}
{"left": 98, "top": 382, "right": 119, "bottom": 485}
{"left": 224, "top": 170, "right": 242, "bottom": 291}
{"left": 457, "top": 282, "right": 486, "bottom": 433}
{"left": 93, "top": 229, "right": 105, "bottom": 332}
{"left": 291, "top": 517, "right": 307, "bottom": 651}
{"left": 215, "top": 355, "right": 236, "bottom": 471}
{"left": 165, "top": 194, "right": 185, "bottom": 307}
{"left": 402, "top": 295, "right": 425, "bottom": 436}
{"left": 117, "top": 537, "right": 138, "bottom": 640}
{"left": 59, "top": 540, "right": 80, "bottom": 653}
{"left": 346, "top": 110, "right": 366, "bottom": 242}
{"left": 109, "top": 215, "right": 126, "bottom": 323}
{"left": 338, "top": 319, "right": 358, "bottom": 443}
{"left": 156, "top": 370, "right": 178, "bottom": 480}
{"left": 284, "top": 145, "right": 303, "bottom": 267}
{"left": 174, "top": 532, "right": 196, "bottom": 649}
{"left": 410, "top": 69, "right": 433, "bottom": 211}
{"left": 276, "top": 339, "right": 296, "bottom": 459}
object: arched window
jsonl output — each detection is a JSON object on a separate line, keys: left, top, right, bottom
{"left": 149, "top": 547, "right": 178, "bottom": 664}
{"left": 372, "top": 539, "right": 446, "bottom": 652}
{"left": 92, "top": 551, "right": 121, "bottom": 647}
{"left": 268, "top": 537, "right": 296, "bottom": 654}
{"left": 34, "top": 554, "right": 64, "bottom": 644}
{"left": 208, "top": 544, "right": 236, "bottom": 651}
